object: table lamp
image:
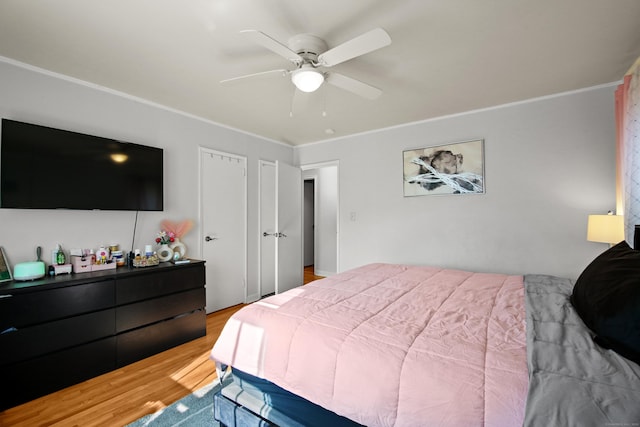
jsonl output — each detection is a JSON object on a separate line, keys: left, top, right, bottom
{"left": 587, "top": 211, "right": 624, "bottom": 247}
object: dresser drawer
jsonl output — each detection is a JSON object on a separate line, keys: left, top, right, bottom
{"left": 116, "top": 287, "right": 205, "bottom": 333}
{"left": 0, "top": 336, "right": 116, "bottom": 410}
{"left": 0, "top": 308, "right": 115, "bottom": 365}
{"left": 116, "top": 264, "right": 205, "bottom": 305}
{"left": 116, "top": 308, "right": 205, "bottom": 367}
{"left": 0, "top": 280, "right": 115, "bottom": 331}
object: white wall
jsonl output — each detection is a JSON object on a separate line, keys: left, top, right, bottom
{"left": 315, "top": 166, "right": 338, "bottom": 276}
{"left": 1, "top": 57, "right": 618, "bottom": 282}
{"left": 295, "top": 85, "right": 618, "bottom": 280}
{"left": 0, "top": 59, "right": 293, "bottom": 296}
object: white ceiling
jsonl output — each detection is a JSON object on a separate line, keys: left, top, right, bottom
{"left": 1, "top": 0, "right": 639, "bottom": 146}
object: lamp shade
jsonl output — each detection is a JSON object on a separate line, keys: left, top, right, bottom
{"left": 291, "top": 66, "right": 324, "bottom": 92}
{"left": 587, "top": 214, "right": 624, "bottom": 244}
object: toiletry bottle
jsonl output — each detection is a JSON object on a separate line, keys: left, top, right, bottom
{"left": 56, "top": 244, "right": 66, "bottom": 265}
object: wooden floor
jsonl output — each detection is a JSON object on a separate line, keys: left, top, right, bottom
{"left": 0, "top": 266, "right": 323, "bottom": 427}
{"left": 303, "top": 264, "right": 324, "bottom": 283}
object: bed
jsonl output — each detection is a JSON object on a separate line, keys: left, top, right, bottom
{"left": 210, "top": 245, "right": 640, "bottom": 426}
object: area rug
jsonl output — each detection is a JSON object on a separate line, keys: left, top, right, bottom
{"left": 126, "top": 381, "right": 221, "bottom": 427}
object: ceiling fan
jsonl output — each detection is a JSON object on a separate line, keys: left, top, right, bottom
{"left": 221, "top": 28, "right": 392, "bottom": 100}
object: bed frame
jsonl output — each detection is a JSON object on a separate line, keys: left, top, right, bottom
{"left": 214, "top": 365, "right": 362, "bottom": 427}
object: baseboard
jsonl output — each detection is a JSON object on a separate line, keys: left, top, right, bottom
{"left": 314, "top": 269, "right": 334, "bottom": 277}
{"left": 246, "top": 293, "right": 260, "bottom": 303}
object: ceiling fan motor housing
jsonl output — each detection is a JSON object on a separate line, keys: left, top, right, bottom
{"left": 287, "top": 34, "right": 328, "bottom": 63}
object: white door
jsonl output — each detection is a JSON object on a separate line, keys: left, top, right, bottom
{"left": 259, "top": 161, "right": 276, "bottom": 297}
{"left": 200, "top": 149, "right": 246, "bottom": 313}
{"left": 275, "top": 161, "right": 303, "bottom": 293}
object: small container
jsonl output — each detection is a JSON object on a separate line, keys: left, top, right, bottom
{"left": 71, "top": 255, "right": 92, "bottom": 273}
{"left": 96, "top": 246, "right": 109, "bottom": 261}
{"left": 111, "top": 250, "right": 124, "bottom": 267}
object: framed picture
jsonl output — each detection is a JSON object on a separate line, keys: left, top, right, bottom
{"left": 0, "top": 246, "right": 12, "bottom": 283}
{"left": 403, "top": 139, "right": 485, "bottom": 197}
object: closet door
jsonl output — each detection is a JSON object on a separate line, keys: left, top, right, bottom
{"left": 259, "top": 161, "right": 276, "bottom": 297}
{"left": 275, "top": 161, "right": 303, "bottom": 293}
{"left": 260, "top": 161, "right": 303, "bottom": 296}
{"left": 200, "top": 149, "right": 247, "bottom": 313}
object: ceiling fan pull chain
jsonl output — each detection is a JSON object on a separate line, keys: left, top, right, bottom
{"left": 289, "top": 88, "right": 295, "bottom": 118}
{"left": 322, "top": 85, "right": 327, "bottom": 117}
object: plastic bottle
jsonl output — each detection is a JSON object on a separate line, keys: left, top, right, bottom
{"left": 56, "top": 244, "right": 66, "bottom": 265}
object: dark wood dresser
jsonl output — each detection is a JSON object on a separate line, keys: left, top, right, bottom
{"left": 0, "top": 260, "right": 206, "bottom": 410}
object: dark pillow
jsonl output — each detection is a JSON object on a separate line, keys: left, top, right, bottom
{"left": 570, "top": 240, "right": 640, "bottom": 364}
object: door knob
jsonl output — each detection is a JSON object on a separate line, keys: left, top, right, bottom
{"left": 263, "top": 232, "right": 286, "bottom": 238}
{"left": 205, "top": 236, "right": 217, "bottom": 242}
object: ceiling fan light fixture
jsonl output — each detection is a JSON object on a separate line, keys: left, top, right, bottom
{"left": 292, "top": 66, "right": 324, "bottom": 92}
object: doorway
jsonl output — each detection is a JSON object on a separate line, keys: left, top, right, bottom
{"left": 199, "top": 148, "right": 247, "bottom": 313}
{"left": 301, "top": 161, "right": 339, "bottom": 277}
{"left": 303, "top": 179, "right": 315, "bottom": 268}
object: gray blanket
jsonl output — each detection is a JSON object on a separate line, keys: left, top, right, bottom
{"left": 523, "top": 274, "right": 640, "bottom": 426}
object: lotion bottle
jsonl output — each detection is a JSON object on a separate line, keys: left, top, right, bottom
{"left": 55, "top": 243, "right": 66, "bottom": 265}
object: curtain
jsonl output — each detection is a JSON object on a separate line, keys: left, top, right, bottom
{"left": 618, "top": 59, "right": 640, "bottom": 244}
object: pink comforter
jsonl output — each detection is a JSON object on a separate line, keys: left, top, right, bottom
{"left": 211, "top": 263, "right": 528, "bottom": 426}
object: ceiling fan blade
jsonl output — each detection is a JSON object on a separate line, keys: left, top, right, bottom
{"left": 318, "top": 28, "right": 391, "bottom": 67}
{"left": 220, "top": 69, "right": 289, "bottom": 84}
{"left": 326, "top": 72, "right": 382, "bottom": 100}
{"left": 240, "top": 30, "right": 303, "bottom": 64}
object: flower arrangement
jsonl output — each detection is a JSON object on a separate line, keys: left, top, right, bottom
{"left": 156, "top": 230, "right": 175, "bottom": 245}
{"left": 160, "top": 219, "right": 194, "bottom": 238}
{"left": 156, "top": 219, "right": 193, "bottom": 260}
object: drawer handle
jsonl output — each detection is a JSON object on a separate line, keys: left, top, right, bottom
{"left": 0, "top": 294, "right": 13, "bottom": 299}
{"left": 1, "top": 327, "right": 18, "bottom": 335}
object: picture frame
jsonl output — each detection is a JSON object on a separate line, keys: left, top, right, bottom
{"left": 0, "top": 246, "right": 12, "bottom": 283}
{"left": 403, "top": 139, "right": 485, "bottom": 197}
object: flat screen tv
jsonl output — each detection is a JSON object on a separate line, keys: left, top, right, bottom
{"left": 1, "top": 119, "right": 163, "bottom": 211}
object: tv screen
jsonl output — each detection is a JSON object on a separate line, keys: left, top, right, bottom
{"left": 1, "top": 119, "right": 163, "bottom": 211}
